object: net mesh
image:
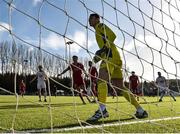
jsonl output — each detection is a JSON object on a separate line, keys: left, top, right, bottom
{"left": 0, "top": 0, "right": 180, "bottom": 133}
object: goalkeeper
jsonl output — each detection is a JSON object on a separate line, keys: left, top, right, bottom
{"left": 87, "top": 13, "right": 148, "bottom": 121}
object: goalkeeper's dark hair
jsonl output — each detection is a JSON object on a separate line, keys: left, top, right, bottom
{"left": 90, "top": 13, "right": 100, "bottom": 19}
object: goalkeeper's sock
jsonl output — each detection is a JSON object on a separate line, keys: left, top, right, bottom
{"left": 137, "top": 106, "right": 144, "bottom": 113}
{"left": 122, "top": 87, "right": 140, "bottom": 109}
{"left": 97, "top": 82, "right": 108, "bottom": 104}
{"left": 99, "top": 104, "right": 106, "bottom": 111}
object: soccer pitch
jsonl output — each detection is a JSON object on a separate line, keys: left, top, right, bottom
{"left": 0, "top": 95, "right": 179, "bottom": 133}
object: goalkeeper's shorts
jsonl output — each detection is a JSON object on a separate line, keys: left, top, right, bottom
{"left": 100, "top": 59, "right": 123, "bottom": 79}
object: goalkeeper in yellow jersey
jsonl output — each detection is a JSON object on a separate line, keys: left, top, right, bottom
{"left": 87, "top": 13, "right": 148, "bottom": 121}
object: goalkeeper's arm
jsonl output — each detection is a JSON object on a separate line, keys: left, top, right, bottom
{"left": 93, "top": 45, "right": 112, "bottom": 63}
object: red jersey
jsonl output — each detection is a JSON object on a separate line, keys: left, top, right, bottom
{"left": 19, "top": 82, "right": 26, "bottom": 91}
{"left": 69, "top": 62, "right": 84, "bottom": 87}
{"left": 129, "top": 75, "right": 139, "bottom": 89}
{"left": 89, "top": 66, "right": 98, "bottom": 81}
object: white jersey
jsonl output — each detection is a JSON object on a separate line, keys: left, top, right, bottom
{"left": 36, "top": 71, "right": 46, "bottom": 83}
{"left": 156, "top": 76, "right": 167, "bottom": 88}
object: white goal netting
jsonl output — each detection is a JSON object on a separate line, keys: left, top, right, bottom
{"left": 0, "top": 0, "right": 180, "bottom": 133}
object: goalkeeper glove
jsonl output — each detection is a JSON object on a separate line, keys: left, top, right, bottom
{"left": 93, "top": 46, "right": 112, "bottom": 63}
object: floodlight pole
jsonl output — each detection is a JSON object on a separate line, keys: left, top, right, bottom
{"left": 66, "top": 41, "right": 74, "bottom": 90}
{"left": 23, "top": 59, "right": 28, "bottom": 92}
{"left": 66, "top": 41, "right": 74, "bottom": 63}
{"left": 12, "top": 59, "right": 16, "bottom": 74}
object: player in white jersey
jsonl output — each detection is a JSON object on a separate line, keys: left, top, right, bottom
{"left": 156, "top": 72, "right": 176, "bottom": 102}
{"left": 31, "top": 65, "right": 47, "bottom": 102}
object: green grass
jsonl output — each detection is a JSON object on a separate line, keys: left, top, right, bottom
{"left": 0, "top": 95, "right": 179, "bottom": 133}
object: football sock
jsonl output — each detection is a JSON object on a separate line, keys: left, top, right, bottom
{"left": 137, "top": 106, "right": 144, "bottom": 113}
{"left": 99, "top": 104, "right": 106, "bottom": 111}
{"left": 97, "top": 81, "right": 108, "bottom": 104}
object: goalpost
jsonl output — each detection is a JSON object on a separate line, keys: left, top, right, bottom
{"left": 0, "top": 0, "right": 180, "bottom": 133}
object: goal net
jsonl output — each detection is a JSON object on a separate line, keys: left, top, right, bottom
{"left": 0, "top": 0, "right": 180, "bottom": 133}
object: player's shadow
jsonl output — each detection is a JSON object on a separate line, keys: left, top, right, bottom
{"left": 139, "top": 101, "right": 158, "bottom": 104}
{"left": 106, "top": 101, "right": 127, "bottom": 104}
{"left": 139, "top": 100, "right": 177, "bottom": 105}
{"left": 50, "top": 103, "right": 86, "bottom": 108}
{"left": 0, "top": 103, "right": 85, "bottom": 110}
{"left": 85, "top": 117, "right": 135, "bottom": 125}
{"left": 20, "top": 117, "right": 135, "bottom": 132}
{"left": 0, "top": 104, "right": 44, "bottom": 109}
{"left": 138, "top": 100, "right": 169, "bottom": 104}
{"left": 0, "top": 101, "right": 18, "bottom": 104}
{"left": 51, "top": 117, "right": 134, "bottom": 130}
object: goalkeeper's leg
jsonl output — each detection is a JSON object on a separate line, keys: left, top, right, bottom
{"left": 112, "top": 79, "right": 140, "bottom": 108}
{"left": 87, "top": 67, "right": 109, "bottom": 121}
{"left": 111, "top": 78, "right": 148, "bottom": 118}
{"left": 111, "top": 63, "right": 148, "bottom": 118}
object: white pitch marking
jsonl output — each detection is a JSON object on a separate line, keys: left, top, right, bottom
{"left": 22, "top": 116, "right": 180, "bottom": 133}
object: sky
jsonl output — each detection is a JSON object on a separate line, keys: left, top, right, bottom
{"left": 1, "top": 0, "right": 180, "bottom": 81}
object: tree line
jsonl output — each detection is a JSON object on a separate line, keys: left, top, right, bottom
{"left": 0, "top": 41, "right": 179, "bottom": 96}
{"left": 0, "top": 41, "right": 90, "bottom": 95}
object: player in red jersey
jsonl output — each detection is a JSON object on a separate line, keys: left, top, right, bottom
{"left": 19, "top": 79, "right": 26, "bottom": 97}
{"left": 88, "top": 61, "right": 98, "bottom": 102}
{"left": 129, "top": 71, "right": 140, "bottom": 101}
{"left": 58, "top": 55, "right": 91, "bottom": 104}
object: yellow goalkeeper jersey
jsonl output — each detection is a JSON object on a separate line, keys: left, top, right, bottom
{"left": 95, "top": 23, "right": 121, "bottom": 62}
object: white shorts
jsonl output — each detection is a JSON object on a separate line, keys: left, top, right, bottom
{"left": 37, "top": 81, "right": 46, "bottom": 90}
